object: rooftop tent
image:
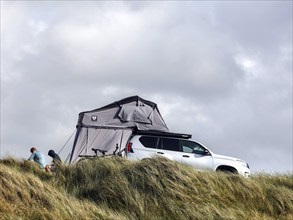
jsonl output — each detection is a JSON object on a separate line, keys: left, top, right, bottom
{"left": 69, "top": 96, "right": 168, "bottom": 163}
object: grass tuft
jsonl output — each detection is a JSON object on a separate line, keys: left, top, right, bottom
{"left": 1, "top": 156, "right": 292, "bottom": 219}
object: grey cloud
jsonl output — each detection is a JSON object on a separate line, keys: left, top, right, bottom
{"left": 214, "top": 1, "right": 292, "bottom": 51}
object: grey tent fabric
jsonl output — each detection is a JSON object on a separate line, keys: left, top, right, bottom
{"left": 73, "top": 128, "right": 133, "bottom": 157}
{"left": 118, "top": 105, "right": 152, "bottom": 124}
{"left": 69, "top": 96, "right": 168, "bottom": 163}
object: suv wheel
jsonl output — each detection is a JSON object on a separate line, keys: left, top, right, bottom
{"left": 216, "top": 166, "right": 238, "bottom": 174}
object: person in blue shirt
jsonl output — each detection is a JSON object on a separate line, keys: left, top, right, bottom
{"left": 28, "top": 147, "right": 46, "bottom": 169}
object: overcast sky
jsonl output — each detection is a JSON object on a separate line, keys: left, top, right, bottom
{"left": 1, "top": 1, "right": 292, "bottom": 173}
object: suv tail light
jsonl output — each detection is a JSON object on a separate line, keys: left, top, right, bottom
{"left": 127, "top": 142, "right": 134, "bottom": 153}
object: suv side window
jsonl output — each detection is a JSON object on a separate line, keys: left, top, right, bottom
{"left": 139, "top": 136, "right": 159, "bottom": 148}
{"left": 161, "top": 138, "right": 180, "bottom": 152}
{"left": 181, "top": 140, "right": 206, "bottom": 155}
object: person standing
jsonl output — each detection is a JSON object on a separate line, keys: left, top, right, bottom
{"left": 28, "top": 147, "right": 46, "bottom": 169}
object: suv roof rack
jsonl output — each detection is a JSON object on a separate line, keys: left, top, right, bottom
{"left": 134, "top": 130, "right": 192, "bottom": 139}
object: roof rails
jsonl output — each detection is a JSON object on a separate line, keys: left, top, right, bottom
{"left": 134, "top": 130, "right": 192, "bottom": 139}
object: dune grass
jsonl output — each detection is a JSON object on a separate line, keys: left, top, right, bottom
{"left": 0, "top": 156, "right": 292, "bottom": 220}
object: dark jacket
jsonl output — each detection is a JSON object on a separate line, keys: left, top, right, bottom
{"left": 48, "top": 150, "right": 61, "bottom": 164}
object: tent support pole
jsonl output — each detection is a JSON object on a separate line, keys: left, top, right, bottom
{"left": 69, "top": 126, "right": 82, "bottom": 163}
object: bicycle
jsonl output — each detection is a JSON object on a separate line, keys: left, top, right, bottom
{"left": 77, "top": 144, "right": 125, "bottom": 163}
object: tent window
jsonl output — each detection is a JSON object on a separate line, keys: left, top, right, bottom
{"left": 139, "top": 136, "right": 159, "bottom": 149}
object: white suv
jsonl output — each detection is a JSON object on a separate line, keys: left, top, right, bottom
{"left": 126, "top": 131, "right": 250, "bottom": 177}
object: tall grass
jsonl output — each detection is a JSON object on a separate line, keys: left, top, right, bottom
{"left": 1, "top": 157, "right": 292, "bottom": 220}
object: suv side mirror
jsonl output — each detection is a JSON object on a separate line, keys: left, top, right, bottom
{"left": 204, "top": 149, "right": 211, "bottom": 156}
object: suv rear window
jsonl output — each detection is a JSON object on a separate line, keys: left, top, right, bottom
{"left": 139, "top": 136, "right": 159, "bottom": 148}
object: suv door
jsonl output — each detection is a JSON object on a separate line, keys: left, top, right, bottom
{"left": 180, "top": 140, "right": 213, "bottom": 170}
{"left": 158, "top": 137, "right": 182, "bottom": 162}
